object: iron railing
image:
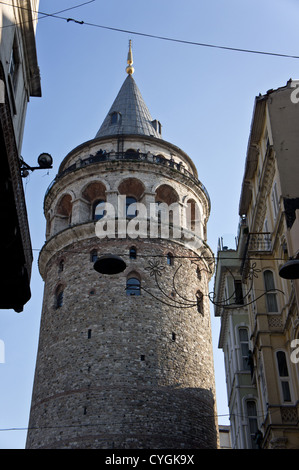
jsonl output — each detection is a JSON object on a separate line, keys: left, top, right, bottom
{"left": 45, "top": 150, "right": 211, "bottom": 209}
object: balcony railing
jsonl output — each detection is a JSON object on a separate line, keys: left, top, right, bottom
{"left": 241, "top": 232, "right": 272, "bottom": 279}
{"left": 247, "top": 232, "right": 272, "bottom": 252}
{"left": 45, "top": 150, "right": 211, "bottom": 209}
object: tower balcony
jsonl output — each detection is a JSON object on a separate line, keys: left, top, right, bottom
{"left": 45, "top": 149, "right": 210, "bottom": 210}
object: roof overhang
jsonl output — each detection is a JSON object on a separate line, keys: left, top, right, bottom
{"left": 19, "top": 0, "right": 41, "bottom": 97}
{"left": 239, "top": 95, "right": 267, "bottom": 216}
{"left": 0, "top": 61, "right": 32, "bottom": 312}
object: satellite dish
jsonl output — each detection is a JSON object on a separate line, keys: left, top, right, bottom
{"left": 279, "top": 259, "right": 299, "bottom": 279}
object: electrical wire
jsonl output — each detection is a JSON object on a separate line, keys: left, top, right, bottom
{"left": 71, "top": 21, "right": 299, "bottom": 60}
{"left": 0, "top": 2, "right": 292, "bottom": 441}
{"left": 0, "top": 406, "right": 285, "bottom": 433}
{"left": 1, "top": 0, "right": 299, "bottom": 59}
{"left": 0, "top": 0, "right": 95, "bottom": 28}
{"left": 0, "top": 415, "right": 231, "bottom": 432}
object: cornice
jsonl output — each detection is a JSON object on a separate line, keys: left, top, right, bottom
{"left": 251, "top": 146, "right": 275, "bottom": 232}
{"left": 38, "top": 220, "right": 214, "bottom": 280}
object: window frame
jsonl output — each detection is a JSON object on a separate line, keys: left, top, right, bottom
{"left": 129, "top": 246, "right": 137, "bottom": 259}
{"left": 276, "top": 350, "right": 292, "bottom": 403}
{"left": 126, "top": 196, "right": 137, "bottom": 219}
{"left": 90, "top": 249, "right": 98, "bottom": 263}
{"left": 238, "top": 327, "right": 251, "bottom": 371}
{"left": 166, "top": 252, "right": 173, "bottom": 266}
{"left": 263, "top": 269, "right": 278, "bottom": 313}
{"left": 110, "top": 111, "right": 121, "bottom": 125}
{"left": 93, "top": 199, "right": 106, "bottom": 221}
{"left": 245, "top": 399, "right": 259, "bottom": 449}
{"left": 126, "top": 276, "right": 141, "bottom": 296}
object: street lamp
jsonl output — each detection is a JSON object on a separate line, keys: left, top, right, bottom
{"left": 20, "top": 153, "right": 53, "bottom": 177}
{"left": 94, "top": 254, "right": 127, "bottom": 275}
{"left": 279, "top": 258, "right": 299, "bottom": 280}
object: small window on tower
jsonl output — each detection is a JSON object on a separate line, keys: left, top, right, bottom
{"left": 129, "top": 246, "right": 137, "bottom": 259}
{"left": 110, "top": 112, "right": 121, "bottom": 125}
{"left": 196, "top": 290, "right": 204, "bottom": 315}
{"left": 58, "top": 259, "right": 64, "bottom": 273}
{"left": 126, "top": 196, "right": 137, "bottom": 219}
{"left": 55, "top": 285, "right": 64, "bottom": 309}
{"left": 90, "top": 249, "right": 98, "bottom": 263}
{"left": 126, "top": 277, "right": 141, "bottom": 296}
{"left": 167, "top": 253, "right": 174, "bottom": 266}
{"left": 93, "top": 200, "right": 106, "bottom": 221}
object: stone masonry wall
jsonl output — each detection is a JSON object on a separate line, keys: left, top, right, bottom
{"left": 26, "top": 236, "right": 218, "bottom": 449}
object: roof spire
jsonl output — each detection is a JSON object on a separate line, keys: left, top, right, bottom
{"left": 126, "top": 40, "right": 134, "bottom": 75}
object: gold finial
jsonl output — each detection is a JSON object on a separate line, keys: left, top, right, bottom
{"left": 126, "top": 39, "right": 134, "bottom": 75}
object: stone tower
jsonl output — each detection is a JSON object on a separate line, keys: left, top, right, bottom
{"left": 26, "top": 43, "right": 218, "bottom": 449}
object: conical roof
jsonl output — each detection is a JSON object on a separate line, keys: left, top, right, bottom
{"left": 95, "top": 74, "right": 162, "bottom": 139}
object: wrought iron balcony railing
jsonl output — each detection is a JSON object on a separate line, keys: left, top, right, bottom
{"left": 45, "top": 150, "right": 211, "bottom": 209}
{"left": 240, "top": 232, "right": 272, "bottom": 279}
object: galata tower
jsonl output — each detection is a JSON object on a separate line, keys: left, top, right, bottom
{"left": 26, "top": 42, "right": 218, "bottom": 449}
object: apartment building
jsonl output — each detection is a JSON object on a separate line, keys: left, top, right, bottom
{"left": 0, "top": 0, "right": 41, "bottom": 312}
{"left": 215, "top": 80, "right": 299, "bottom": 449}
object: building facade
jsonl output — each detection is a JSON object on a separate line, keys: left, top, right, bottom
{"left": 213, "top": 234, "right": 259, "bottom": 449}
{"left": 0, "top": 0, "right": 41, "bottom": 312}
{"left": 26, "top": 45, "right": 219, "bottom": 449}
{"left": 214, "top": 80, "right": 299, "bottom": 449}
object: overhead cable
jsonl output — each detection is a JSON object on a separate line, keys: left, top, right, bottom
{"left": 1, "top": 1, "right": 299, "bottom": 59}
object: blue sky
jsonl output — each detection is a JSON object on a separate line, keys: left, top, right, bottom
{"left": 1, "top": 0, "right": 299, "bottom": 448}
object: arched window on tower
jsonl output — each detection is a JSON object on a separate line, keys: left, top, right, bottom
{"left": 167, "top": 252, "right": 174, "bottom": 266}
{"left": 55, "top": 194, "right": 72, "bottom": 232}
{"left": 126, "top": 196, "right": 137, "bottom": 219}
{"left": 118, "top": 177, "right": 145, "bottom": 219}
{"left": 126, "top": 276, "right": 141, "bottom": 296}
{"left": 90, "top": 249, "right": 98, "bottom": 263}
{"left": 155, "top": 184, "right": 180, "bottom": 229}
{"left": 93, "top": 200, "right": 106, "bottom": 221}
{"left": 129, "top": 246, "right": 137, "bottom": 259}
{"left": 82, "top": 181, "right": 107, "bottom": 222}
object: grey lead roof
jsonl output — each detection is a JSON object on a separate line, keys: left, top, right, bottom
{"left": 95, "top": 75, "right": 162, "bottom": 139}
